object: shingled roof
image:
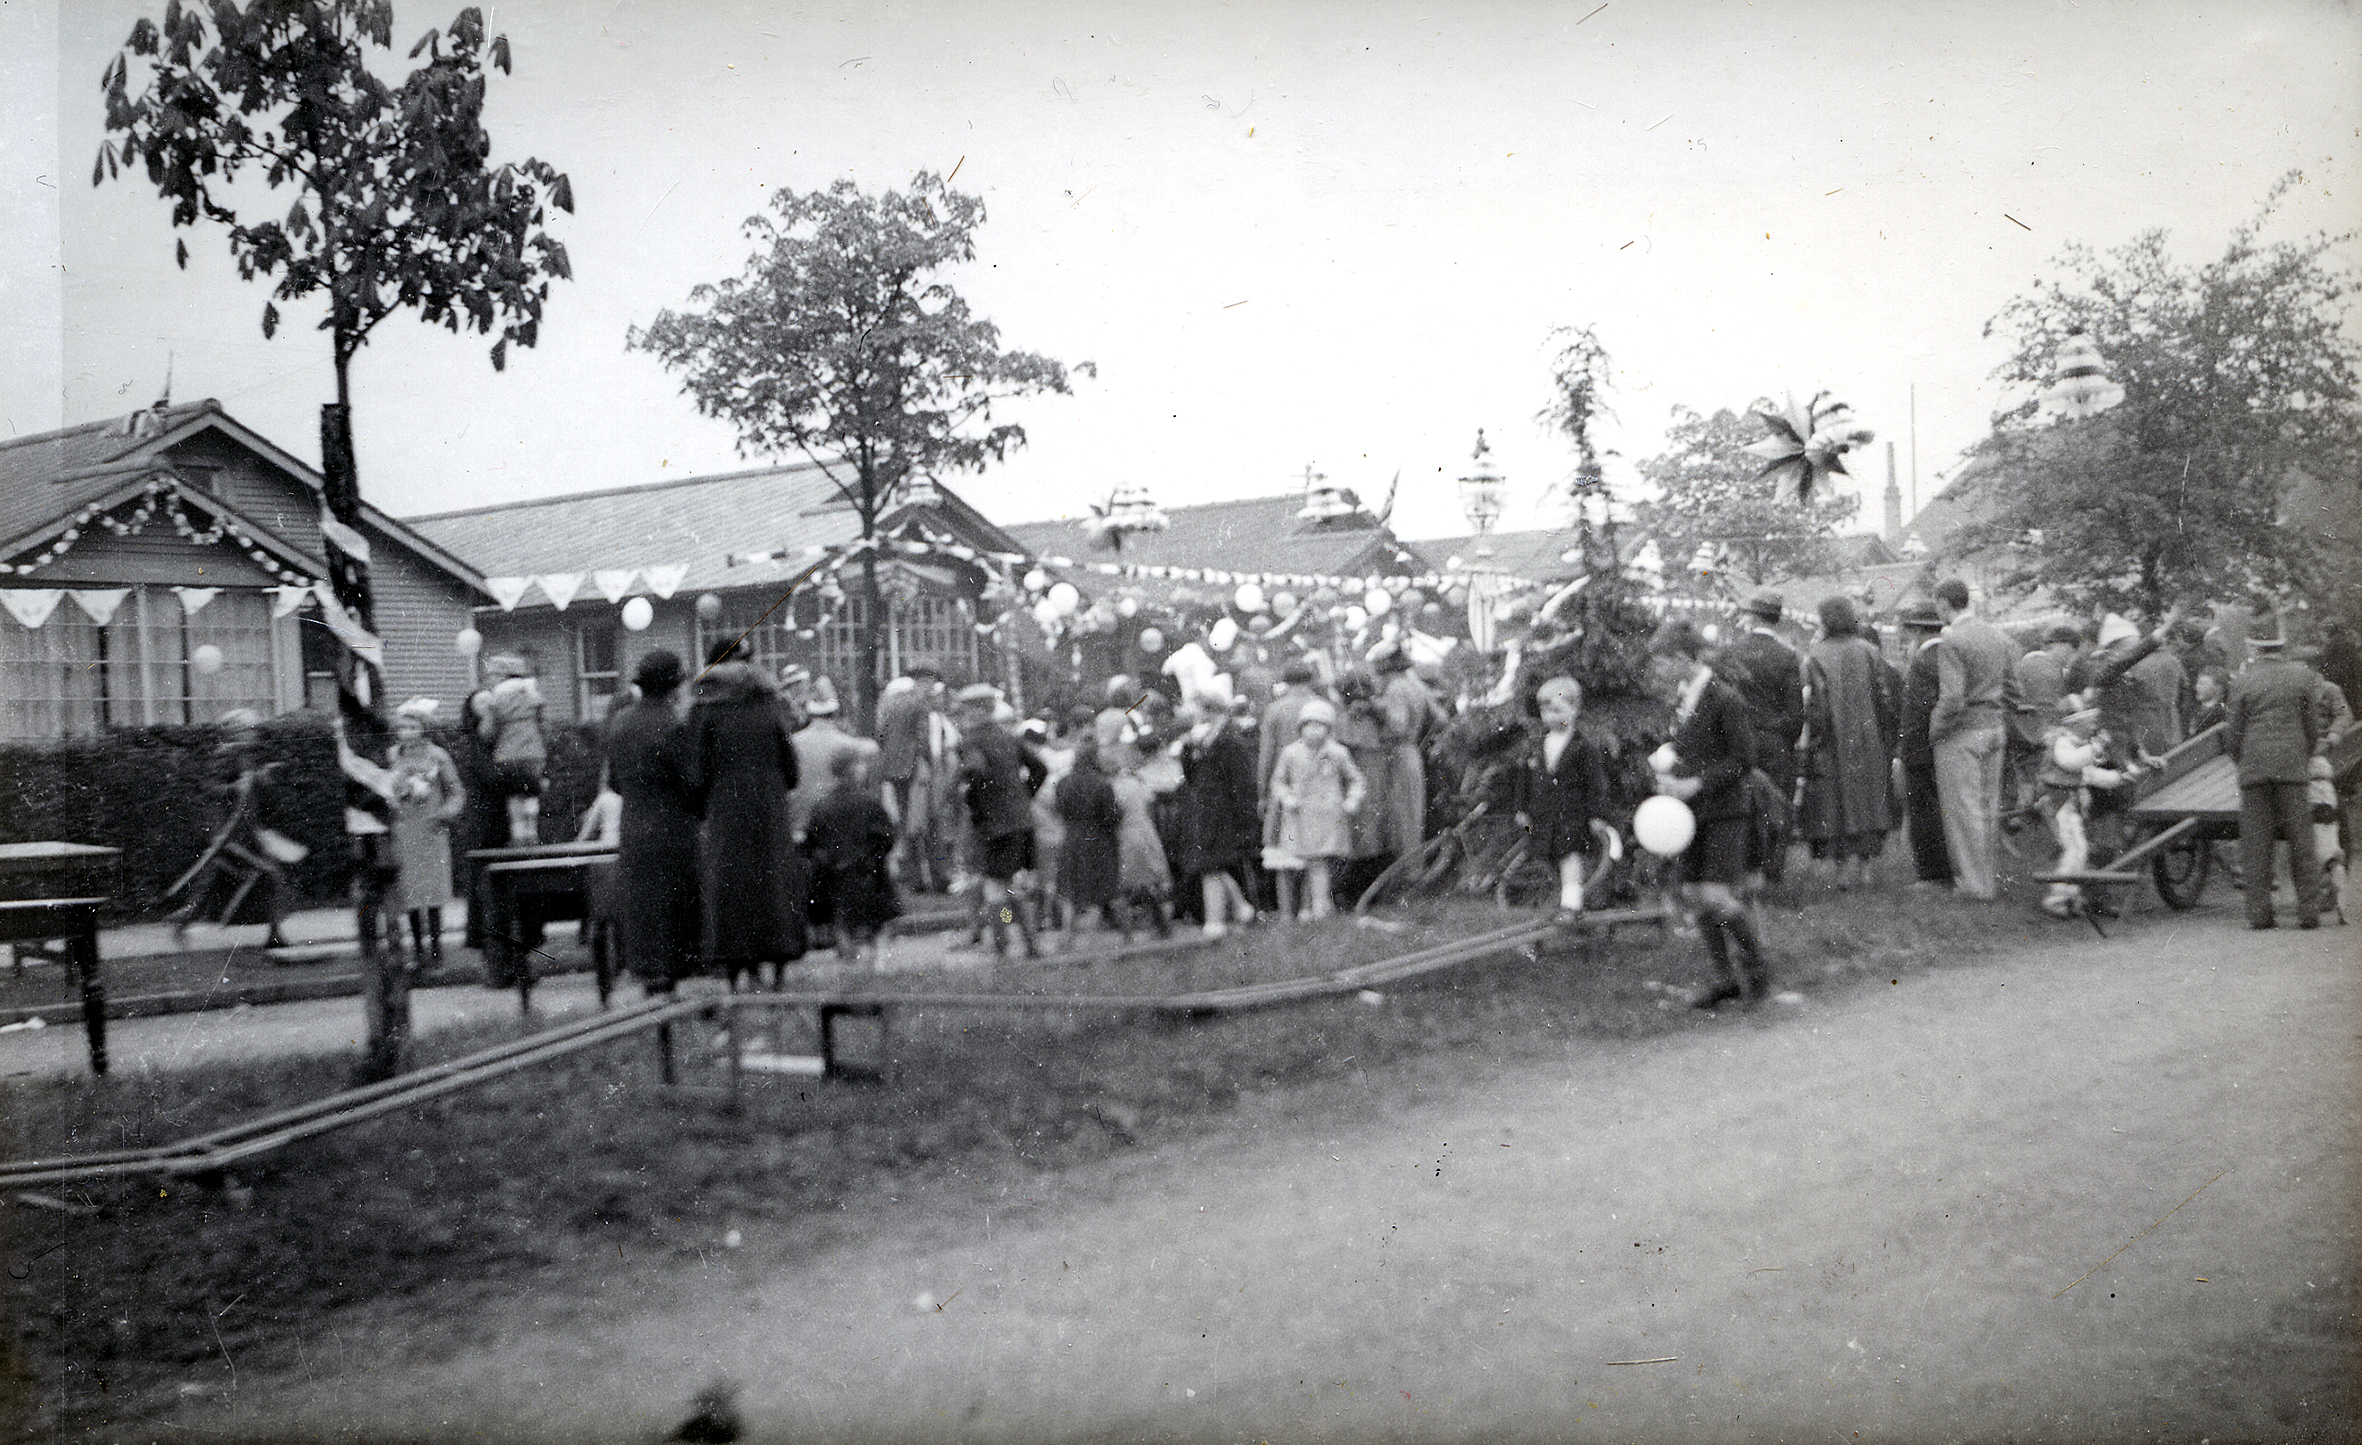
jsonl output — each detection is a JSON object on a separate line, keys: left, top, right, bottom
{"left": 406, "top": 461, "right": 1034, "bottom": 603}
{"left": 0, "top": 399, "right": 484, "bottom": 589}
{"left": 1003, "top": 494, "right": 1424, "bottom": 604}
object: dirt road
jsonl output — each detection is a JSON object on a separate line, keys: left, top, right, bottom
{"left": 182, "top": 912, "right": 2356, "bottom": 1444}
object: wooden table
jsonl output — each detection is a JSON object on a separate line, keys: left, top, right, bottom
{"left": 466, "top": 842, "right": 618, "bottom": 1011}
{"left": 0, "top": 842, "right": 121, "bottom": 1075}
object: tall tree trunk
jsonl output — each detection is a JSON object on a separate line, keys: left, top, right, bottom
{"left": 857, "top": 496, "right": 885, "bottom": 736}
{"left": 322, "top": 349, "right": 409, "bottom": 1084}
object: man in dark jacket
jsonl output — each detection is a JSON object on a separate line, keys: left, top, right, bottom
{"left": 1895, "top": 601, "right": 1952, "bottom": 886}
{"left": 1646, "top": 620, "right": 1767, "bottom": 1009}
{"left": 1720, "top": 589, "right": 1804, "bottom": 884}
{"left": 2225, "top": 617, "right": 2323, "bottom": 929}
{"left": 955, "top": 683, "right": 1043, "bottom": 960}
{"left": 875, "top": 663, "right": 944, "bottom": 888}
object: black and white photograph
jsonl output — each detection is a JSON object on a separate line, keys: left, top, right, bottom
{"left": 1, "top": 1, "right": 2356, "bottom": 1440}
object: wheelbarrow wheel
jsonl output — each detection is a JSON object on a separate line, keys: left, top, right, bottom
{"left": 2150, "top": 828, "right": 2212, "bottom": 910}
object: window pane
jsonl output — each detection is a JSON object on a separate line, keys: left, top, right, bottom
{"left": 182, "top": 590, "right": 279, "bottom": 723}
{"left": 0, "top": 604, "right": 101, "bottom": 741}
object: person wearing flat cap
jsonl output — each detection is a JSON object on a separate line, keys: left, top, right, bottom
{"left": 1720, "top": 589, "right": 1804, "bottom": 886}
{"left": 601, "top": 650, "right": 701, "bottom": 993}
{"left": 787, "top": 676, "right": 875, "bottom": 843}
{"left": 1893, "top": 599, "right": 1954, "bottom": 887}
{"left": 2225, "top": 614, "right": 2325, "bottom": 929}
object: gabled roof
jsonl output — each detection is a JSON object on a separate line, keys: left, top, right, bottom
{"left": 0, "top": 399, "right": 486, "bottom": 591}
{"left": 1004, "top": 494, "right": 1422, "bottom": 588}
{"left": 406, "top": 461, "right": 1035, "bottom": 603}
{"left": 1404, "top": 529, "right": 1587, "bottom": 585}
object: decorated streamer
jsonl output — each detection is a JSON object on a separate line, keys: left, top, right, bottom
{"left": 67, "top": 588, "right": 132, "bottom": 626}
{"left": 310, "top": 583, "right": 387, "bottom": 671}
{"left": 1744, "top": 391, "right": 1875, "bottom": 506}
{"left": 270, "top": 584, "right": 314, "bottom": 619}
{"left": 0, "top": 589, "right": 65, "bottom": 630}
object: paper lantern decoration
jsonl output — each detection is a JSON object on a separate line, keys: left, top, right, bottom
{"left": 1633, "top": 795, "right": 1696, "bottom": 858}
{"left": 1137, "top": 626, "right": 1165, "bottom": 654}
{"left": 1046, "top": 581, "right": 1081, "bottom": 616}
{"left": 1343, "top": 605, "right": 1369, "bottom": 631}
{"left": 620, "top": 597, "right": 654, "bottom": 632}
{"left": 1271, "top": 590, "right": 1299, "bottom": 615}
{"left": 190, "top": 643, "right": 224, "bottom": 675}
{"left": 1234, "top": 582, "right": 1266, "bottom": 614}
{"left": 1363, "top": 587, "right": 1391, "bottom": 616}
{"left": 1033, "top": 598, "right": 1063, "bottom": 631}
{"left": 696, "top": 592, "right": 723, "bottom": 621}
{"left": 455, "top": 627, "right": 484, "bottom": 658}
{"left": 1744, "top": 391, "right": 1876, "bottom": 506}
{"left": 1208, "top": 616, "right": 1240, "bottom": 652}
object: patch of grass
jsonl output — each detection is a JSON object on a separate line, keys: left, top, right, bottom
{"left": 2, "top": 874, "right": 2168, "bottom": 1436}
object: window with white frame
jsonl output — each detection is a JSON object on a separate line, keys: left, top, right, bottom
{"left": 575, "top": 617, "right": 621, "bottom": 723}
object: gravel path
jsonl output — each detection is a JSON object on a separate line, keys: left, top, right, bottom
{"left": 175, "top": 912, "right": 2358, "bottom": 1444}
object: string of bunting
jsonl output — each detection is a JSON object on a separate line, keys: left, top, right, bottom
{"left": 5, "top": 476, "right": 315, "bottom": 588}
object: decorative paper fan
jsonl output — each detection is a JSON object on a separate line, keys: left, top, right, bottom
{"left": 1744, "top": 391, "right": 1876, "bottom": 506}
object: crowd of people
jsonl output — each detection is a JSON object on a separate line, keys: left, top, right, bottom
{"left": 172, "top": 583, "right": 2350, "bottom": 1006}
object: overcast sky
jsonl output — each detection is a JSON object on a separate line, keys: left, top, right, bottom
{"left": 4, "top": 0, "right": 2357, "bottom": 544}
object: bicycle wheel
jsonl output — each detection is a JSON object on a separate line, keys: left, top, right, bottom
{"left": 2149, "top": 827, "right": 2212, "bottom": 910}
{"left": 1355, "top": 830, "right": 1461, "bottom": 914}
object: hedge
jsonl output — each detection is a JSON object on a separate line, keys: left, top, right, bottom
{"left": 0, "top": 714, "right": 604, "bottom": 922}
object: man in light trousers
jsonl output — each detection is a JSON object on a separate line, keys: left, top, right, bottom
{"left": 1929, "top": 579, "right": 2019, "bottom": 900}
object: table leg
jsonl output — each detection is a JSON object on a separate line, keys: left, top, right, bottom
{"left": 70, "top": 922, "right": 106, "bottom": 1077}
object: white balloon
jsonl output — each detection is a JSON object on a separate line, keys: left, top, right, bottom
{"left": 1633, "top": 795, "right": 1696, "bottom": 858}
{"left": 1024, "top": 568, "right": 1050, "bottom": 593}
{"left": 1364, "top": 587, "right": 1392, "bottom": 616}
{"left": 1207, "top": 616, "right": 1239, "bottom": 652}
{"left": 1271, "top": 590, "right": 1299, "bottom": 615}
{"left": 696, "top": 592, "right": 723, "bottom": 621}
{"left": 1117, "top": 596, "right": 1139, "bottom": 618}
{"left": 1137, "top": 626, "right": 1165, "bottom": 654}
{"left": 620, "top": 597, "right": 654, "bottom": 631}
{"left": 1343, "top": 605, "right": 1369, "bottom": 631}
{"left": 1046, "top": 581, "right": 1081, "bottom": 616}
{"left": 190, "top": 643, "right": 224, "bottom": 675}
{"left": 454, "top": 627, "right": 484, "bottom": 658}
{"left": 1233, "top": 582, "right": 1266, "bottom": 614}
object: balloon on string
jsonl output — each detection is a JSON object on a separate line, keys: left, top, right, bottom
{"left": 190, "top": 643, "right": 223, "bottom": 675}
{"left": 1400, "top": 588, "right": 1428, "bottom": 613}
{"left": 620, "top": 597, "right": 654, "bottom": 631}
{"left": 1633, "top": 796, "right": 1696, "bottom": 858}
{"left": 696, "top": 593, "right": 723, "bottom": 621}
{"left": 1233, "top": 582, "right": 1266, "bottom": 614}
{"left": 1046, "top": 581, "right": 1081, "bottom": 616}
{"left": 1363, "top": 587, "right": 1391, "bottom": 616}
{"left": 455, "top": 627, "right": 484, "bottom": 658}
{"left": 1117, "top": 596, "right": 1139, "bottom": 618}
{"left": 1023, "top": 568, "right": 1049, "bottom": 593}
{"left": 1247, "top": 615, "right": 1273, "bottom": 635}
{"left": 1137, "top": 626, "right": 1165, "bottom": 654}
{"left": 1271, "top": 590, "right": 1298, "bottom": 615}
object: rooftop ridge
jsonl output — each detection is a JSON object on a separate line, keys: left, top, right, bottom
{"left": 405, "top": 455, "right": 833, "bottom": 522}
{"left": 0, "top": 398, "right": 221, "bottom": 455}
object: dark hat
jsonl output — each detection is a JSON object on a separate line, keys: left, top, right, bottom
{"left": 632, "top": 649, "right": 684, "bottom": 694}
{"left": 2044, "top": 624, "right": 2084, "bottom": 646}
{"left": 1896, "top": 600, "right": 1946, "bottom": 631}
{"left": 1740, "top": 589, "right": 1785, "bottom": 623}
{"left": 2250, "top": 613, "right": 2286, "bottom": 649}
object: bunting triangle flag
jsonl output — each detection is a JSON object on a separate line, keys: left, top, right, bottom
{"left": 172, "top": 586, "right": 222, "bottom": 616}
{"left": 485, "top": 576, "right": 533, "bottom": 612}
{"left": 535, "top": 573, "right": 585, "bottom": 611}
{"left": 642, "top": 564, "right": 688, "bottom": 599}
{"left": 269, "top": 584, "right": 312, "bottom": 619}
{"left": 67, "top": 588, "right": 132, "bottom": 626}
{"left": 593, "top": 569, "right": 639, "bottom": 604}
{"left": 0, "top": 589, "right": 64, "bottom": 629}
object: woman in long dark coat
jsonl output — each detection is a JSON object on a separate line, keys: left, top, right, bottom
{"left": 1800, "top": 596, "right": 1899, "bottom": 889}
{"left": 1173, "top": 699, "right": 1261, "bottom": 935}
{"left": 603, "top": 650, "right": 702, "bottom": 994}
{"left": 1054, "top": 738, "right": 1127, "bottom": 939}
{"left": 684, "top": 641, "right": 806, "bottom": 988}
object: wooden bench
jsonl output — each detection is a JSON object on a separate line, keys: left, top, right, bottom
{"left": 0, "top": 898, "right": 108, "bottom": 1075}
{"left": 477, "top": 851, "right": 619, "bottom": 1011}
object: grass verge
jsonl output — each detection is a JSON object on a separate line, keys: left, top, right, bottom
{"left": 1, "top": 869, "right": 2170, "bottom": 1437}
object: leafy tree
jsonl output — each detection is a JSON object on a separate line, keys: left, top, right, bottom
{"left": 1631, "top": 405, "right": 1858, "bottom": 591}
{"left": 1535, "top": 324, "right": 1617, "bottom": 564}
{"left": 1962, "top": 177, "right": 2361, "bottom": 616}
{"left": 96, "top": 0, "right": 575, "bottom": 1082}
{"left": 630, "top": 171, "right": 1083, "bottom": 725}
